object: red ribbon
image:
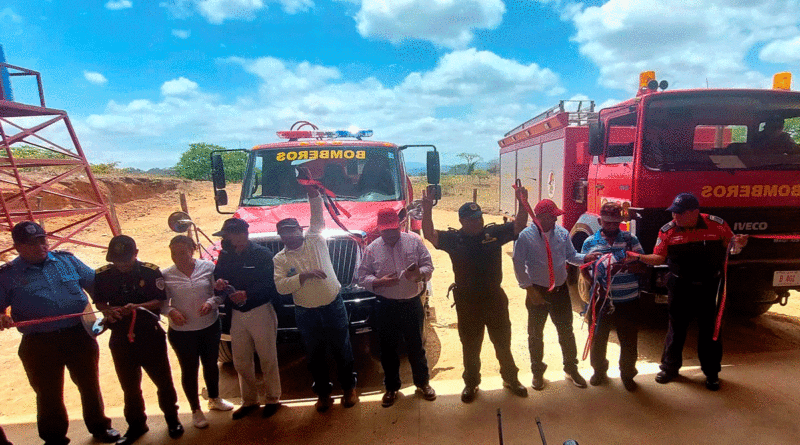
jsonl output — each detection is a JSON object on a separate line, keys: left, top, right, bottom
{"left": 581, "top": 253, "right": 625, "bottom": 360}
{"left": 128, "top": 308, "right": 137, "bottom": 343}
{"left": 512, "top": 181, "right": 555, "bottom": 291}
{"left": 9, "top": 310, "right": 103, "bottom": 328}
{"left": 296, "top": 177, "right": 361, "bottom": 242}
{"left": 714, "top": 233, "right": 800, "bottom": 340}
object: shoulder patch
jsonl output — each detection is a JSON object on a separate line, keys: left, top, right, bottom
{"left": 660, "top": 221, "right": 676, "bottom": 233}
{"left": 95, "top": 264, "right": 113, "bottom": 273}
{"left": 707, "top": 214, "right": 725, "bottom": 225}
{"left": 140, "top": 262, "right": 160, "bottom": 271}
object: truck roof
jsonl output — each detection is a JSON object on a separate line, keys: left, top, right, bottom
{"left": 252, "top": 140, "right": 399, "bottom": 151}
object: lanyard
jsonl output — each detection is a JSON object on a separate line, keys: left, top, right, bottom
{"left": 512, "top": 180, "right": 555, "bottom": 291}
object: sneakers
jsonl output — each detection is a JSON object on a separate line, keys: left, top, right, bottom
{"left": 655, "top": 371, "right": 678, "bottom": 384}
{"left": 589, "top": 372, "right": 608, "bottom": 386}
{"left": 532, "top": 374, "right": 545, "bottom": 391}
{"left": 502, "top": 380, "right": 529, "bottom": 398}
{"left": 231, "top": 404, "right": 260, "bottom": 420}
{"left": 315, "top": 395, "right": 334, "bottom": 413}
{"left": 191, "top": 410, "right": 209, "bottom": 429}
{"left": 705, "top": 375, "right": 720, "bottom": 391}
{"left": 565, "top": 370, "right": 587, "bottom": 388}
{"left": 262, "top": 403, "right": 281, "bottom": 418}
{"left": 381, "top": 390, "right": 398, "bottom": 407}
{"left": 342, "top": 388, "right": 359, "bottom": 408}
{"left": 417, "top": 384, "right": 437, "bottom": 401}
{"left": 208, "top": 397, "right": 234, "bottom": 411}
{"left": 461, "top": 385, "right": 479, "bottom": 403}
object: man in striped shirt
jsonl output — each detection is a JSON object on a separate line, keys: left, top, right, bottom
{"left": 581, "top": 202, "right": 644, "bottom": 391}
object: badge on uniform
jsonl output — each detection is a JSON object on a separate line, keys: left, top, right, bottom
{"left": 287, "top": 267, "right": 297, "bottom": 277}
{"left": 155, "top": 277, "right": 165, "bottom": 291}
{"left": 482, "top": 233, "right": 497, "bottom": 244}
{"left": 139, "top": 279, "right": 146, "bottom": 288}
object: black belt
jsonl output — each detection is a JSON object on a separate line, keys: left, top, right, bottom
{"left": 24, "top": 323, "right": 83, "bottom": 337}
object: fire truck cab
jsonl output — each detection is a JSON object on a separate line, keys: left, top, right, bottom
{"left": 208, "top": 122, "right": 441, "bottom": 347}
{"left": 499, "top": 72, "right": 800, "bottom": 316}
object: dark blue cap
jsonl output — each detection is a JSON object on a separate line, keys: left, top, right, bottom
{"left": 11, "top": 221, "right": 46, "bottom": 244}
{"left": 666, "top": 193, "right": 700, "bottom": 213}
{"left": 458, "top": 202, "right": 482, "bottom": 220}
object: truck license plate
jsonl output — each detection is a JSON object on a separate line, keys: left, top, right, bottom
{"left": 773, "top": 271, "right": 800, "bottom": 287}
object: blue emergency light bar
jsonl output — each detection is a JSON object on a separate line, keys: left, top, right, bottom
{"left": 277, "top": 129, "right": 373, "bottom": 140}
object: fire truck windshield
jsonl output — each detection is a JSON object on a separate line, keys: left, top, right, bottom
{"left": 241, "top": 146, "right": 403, "bottom": 206}
{"left": 642, "top": 94, "right": 800, "bottom": 171}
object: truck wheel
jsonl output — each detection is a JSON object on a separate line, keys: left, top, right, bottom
{"left": 733, "top": 302, "right": 773, "bottom": 318}
{"left": 218, "top": 340, "right": 233, "bottom": 364}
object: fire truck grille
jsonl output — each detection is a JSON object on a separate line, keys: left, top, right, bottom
{"left": 259, "top": 237, "right": 361, "bottom": 287}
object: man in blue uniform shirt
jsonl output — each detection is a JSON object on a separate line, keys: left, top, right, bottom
{"left": 0, "top": 221, "right": 119, "bottom": 445}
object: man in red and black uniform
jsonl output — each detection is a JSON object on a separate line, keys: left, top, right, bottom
{"left": 631, "top": 193, "right": 746, "bottom": 391}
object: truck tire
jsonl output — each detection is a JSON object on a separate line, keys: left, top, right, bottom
{"left": 218, "top": 340, "right": 233, "bottom": 364}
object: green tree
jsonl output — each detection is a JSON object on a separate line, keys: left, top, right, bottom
{"left": 175, "top": 143, "right": 248, "bottom": 182}
{"left": 785, "top": 117, "right": 800, "bottom": 143}
{"left": 456, "top": 153, "right": 482, "bottom": 174}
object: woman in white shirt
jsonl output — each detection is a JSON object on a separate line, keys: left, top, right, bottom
{"left": 163, "top": 235, "right": 233, "bottom": 428}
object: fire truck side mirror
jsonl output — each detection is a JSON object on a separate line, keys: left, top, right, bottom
{"left": 588, "top": 121, "right": 604, "bottom": 156}
{"left": 211, "top": 154, "right": 226, "bottom": 190}
{"left": 426, "top": 150, "right": 440, "bottom": 184}
{"left": 215, "top": 189, "right": 228, "bottom": 207}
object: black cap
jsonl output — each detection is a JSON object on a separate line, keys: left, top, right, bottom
{"left": 458, "top": 202, "right": 482, "bottom": 220}
{"left": 11, "top": 221, "right": 47, "bottom": 244}
{"left": 666, "top": 193, "right": 700, "bottom": 213}
{"left": 106, "top": 235, "right": 137, "bottom": 262}
{"left": 212, "top": 218, "right": 250, "bottom": 237}
{"left": 276, "top": 218, "right": 302, "bottom": 233}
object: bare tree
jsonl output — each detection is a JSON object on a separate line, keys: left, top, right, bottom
{"left": 456, "top": 153, "right": 482, "bottom": 174}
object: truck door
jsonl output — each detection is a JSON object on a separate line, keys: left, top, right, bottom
{"left": 592, "top": 114, "right": 636, "bottom": 209}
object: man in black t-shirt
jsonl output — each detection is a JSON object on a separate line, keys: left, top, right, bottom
{"left": 421, "top": 186, "right": 530, "bottom": 403}
{"left": 94, "top": 235, "right": 182, "bottom": 445}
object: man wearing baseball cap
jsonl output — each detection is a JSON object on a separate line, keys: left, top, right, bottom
{"left": 421, "top": 186, "right": 530, "bottom": 403}
{"left": 357, "top": 208, "right": 436, "bottom": 407}
{"left": 629, "top": 192, "right": 747, "bottom": 391}
{"left": 513, "top": 198, "right": 589, "bottom": 390}
{"left": 0, "top": 221, "right": 120, "bottom": 444}
{"left": 580, "top": 202, "right": 645, "bottom": 391}
{"left": 213, "top": 217, "right": 283, "bottom": 419}
{"left": 94, "top": 235, "right": 183, "bottom": 443}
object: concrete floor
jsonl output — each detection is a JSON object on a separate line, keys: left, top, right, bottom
{"left": 4, "top": 348, "right": 800, "bottom": 445}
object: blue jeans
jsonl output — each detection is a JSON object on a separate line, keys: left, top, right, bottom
{"left": 294, "top": 296, "right": 356, "bottom": 396}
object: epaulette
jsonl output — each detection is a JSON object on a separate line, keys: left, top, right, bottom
{"left": 707, "top": 214, "right": 725, "bottom": 225}
{"left": 51, "top": 250, "right": 76, "bottom": 257}
{"left": 95, "top": 264, "right": 113, "bottom": 273}
{"left": 660, "top": 221, "right": 676, "bottom": 233}
{"left": 446, "top": 228, "right": 459, "bottom": 233}
{"left": 140, "top": 262, "right": 160, "bottom": 271}
{"left": 485, "top": 223, "right": 499, "bottom": 228}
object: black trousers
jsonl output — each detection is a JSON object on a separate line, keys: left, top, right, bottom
{"left": 589, "top": 298, "right": 640, "bottom": 380}
{"left": 109, "top": 323, "right": 179, "bottom": 429}
{"left": 376, "top": 295, "right": 430, "bottom": 391}
{"left": 454, "top": 287, "right": 519, "bottom": 387}
{"left": 168, "top": 321, "right": 221, "bottom": 411}
{"left": 0, "top": 425, "right": 10, "bottom": 445}
{"left": 18, "top": 324, "right": 111, "bottom": 445}
{"left": 526, "top": 284, "right": 579, "bottom": 376}
{"left": 661, "top": 278, "right": 722, "bottom": 377}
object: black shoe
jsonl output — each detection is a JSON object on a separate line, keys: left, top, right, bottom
{"left": 532, "top": 374, "right": 545, "bottom": 391}
{"left": 315, "top": 395, "right": 333, "bottom": 413}
{"left": 116, "top": 426, "right": 148, "bottom": 445}
{"left": 565, "top": 370, "right": 587, "bottom": 388}
{"left": 461, "top": 385, "right": 479, "bottom": 403}
{"left": 655, "top": 371, "right": 678, "bottom": 384}
{"left": 167, "top": 421, "right": 184, "bottom": 439}
{"left": 622, "top": 377, "right": 638, "bottom": 392}
{"left": 502, "top": 380, "right": 528, "bottom": 398}
{"left": 262, "top": 403, "right": 281, "bottom": 418}
{"left": 231, "top": 404, "right": 260, "bottom": 420}
{"left": 589, "top": 372, "right": 608, "bottom": 386}
{"left": 381, "top": 390, "right": 398, "bottom": 407}
{"left": 92, "top": 428, "right": 121, "bottom": 443}
{"left": 417, "top": 384, "right": 437, "bottom": 401}
{"left": 705, "top": 376, "right": 720, "bottom": 391}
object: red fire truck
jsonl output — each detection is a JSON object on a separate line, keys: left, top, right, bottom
{"left": 498, "top": 72, "right": 800, "bottom": 316}
{"left": 207, "top": 121, "right": 441, "bottom": 345}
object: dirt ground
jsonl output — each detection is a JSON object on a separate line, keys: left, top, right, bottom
{"left": 1, "top": 176, "right": 799, "bottom": 435}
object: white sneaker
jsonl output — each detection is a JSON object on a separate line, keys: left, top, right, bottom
{"left": 208, "top": 397, "right": 234, "bottom": 411}
{"left": 192, "top": 409, "right": 209, "bottom": 429}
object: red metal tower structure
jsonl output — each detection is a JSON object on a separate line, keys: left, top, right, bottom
{"left": 0, "top": 60, "right": 120, "bottom": 259}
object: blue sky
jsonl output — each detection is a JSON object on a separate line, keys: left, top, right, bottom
{"left": 2, "top": 0, "right": 800, "bottom": 169}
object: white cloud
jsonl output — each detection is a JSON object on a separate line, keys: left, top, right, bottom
{"left": 193, "top": 0, "right": 311, "bottom": 23}
{"left": 84, "top": 71, "right": 108, "bottom": 85}
{"left": 160, "top": 77, "right": 199, "bottom": 96}
{"left": 354, "top": 0, "right": 505, "bottom": 48}
{"left": 105, "top": 0, "right": 133, "bottom": 10}
{"left": 172, "top": 29, "right": 191, "bottom": 39}
{"left": 80, "top": 50, "right": 565, "bottom": 168}
{"left": 0, "top": 7, "right": 23, "bottom": 23}
{"left": 760, "top": 35, "right": 800, "bottom": 63}
{"left": 564, "top": 0, "right": 800, "bottom": 91}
